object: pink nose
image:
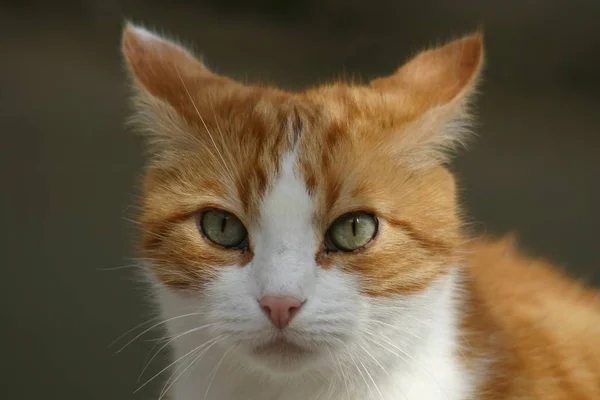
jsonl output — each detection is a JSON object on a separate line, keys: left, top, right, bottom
{"left": 259, "top": 295, "right": 304, "bottom": 329}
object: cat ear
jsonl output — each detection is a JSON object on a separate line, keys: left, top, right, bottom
{"left": 121, "top": 23, "right": 219, "bottom": 106}
{"left": 371, "top": 33, "right": 484, "bottom": 168}
{"left": 121, "top": 24, "right": 236, "bottom": 161}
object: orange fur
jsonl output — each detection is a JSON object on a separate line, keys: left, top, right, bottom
{"left": 122, "top": 24, "right": 600, "bottom": 397}
{"left": 462, "top": 238, "right": 600, "bottom": 399}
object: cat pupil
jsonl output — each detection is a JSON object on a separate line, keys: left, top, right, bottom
{"left": 220, "top": 215, "right": 227, "bottom": 233}
{"left": 351, "top": 217, "right": 358, "bottom": 237}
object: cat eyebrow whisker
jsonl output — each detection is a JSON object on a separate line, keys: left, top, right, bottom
{"left": 175, "top": 68, "right": 236, "bottom": 185}
{"left": 208, "top": 96, "right": 241, "bottom": 184}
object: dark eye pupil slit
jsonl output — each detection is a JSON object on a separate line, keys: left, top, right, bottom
{"left": 221, "top": 215, "right": 227, "bottom": 233}
{"left": 352, "top": 217, "right": 357, "bottom": 237}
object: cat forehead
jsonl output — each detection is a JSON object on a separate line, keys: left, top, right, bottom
{"left": 256, "top": 152, "right": 315, "bottom": 249}
{"left": 140, "top": 89, "right": 413, "bottom": 227}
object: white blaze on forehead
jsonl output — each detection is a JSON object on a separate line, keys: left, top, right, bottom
{"left": 251, "top": 151, "right": 317, "bottom": 299}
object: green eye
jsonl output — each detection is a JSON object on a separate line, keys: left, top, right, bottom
{"left": 198, "top": 209, "right": 248, "bottom": 249}
{"left": 326, "top": 212, "right": 378, "bottom": 252}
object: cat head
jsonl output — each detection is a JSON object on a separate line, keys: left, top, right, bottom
{"left": 122, "top": 24, "right": 483, "bottom": 374}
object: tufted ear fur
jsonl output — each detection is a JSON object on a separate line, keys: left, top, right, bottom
{"left": 371, "top": 33, "right": 484, "bottom": 168}
{"left": 121, "top": 23, "right": 239, "bottom": 162}
{"left": 121, "top": 23, "right": 224, "bottom": 105}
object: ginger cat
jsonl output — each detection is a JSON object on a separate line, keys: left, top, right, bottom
{"left": 121, "top": 23, "right": 600, "bottom": 399}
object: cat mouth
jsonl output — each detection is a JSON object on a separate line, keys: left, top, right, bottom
{"left": 252, "top": 337, "right": 311, "bottom": 356}
{"left": 247, "top": 337, "right": 320, "bottom": 372}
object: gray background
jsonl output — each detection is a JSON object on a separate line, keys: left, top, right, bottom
{"left": 1, "top": 1, "right": 599, "bottom": 398}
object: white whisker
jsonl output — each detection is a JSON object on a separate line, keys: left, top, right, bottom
{"left": 109, "top": 316, "right": 163, "bottom": 349}
{"left": 346, "top": 350, "right": 373, "bottom": 400}
{"left": 364, "top": 332, "right": 448, "bottom": 399}
{"left": 357, "top": 342, "right": 390, "bottom": 378}
{"left": 326, "top": 346, "right": 350, "bottom": 397}
{"left": 158, "top": 335, "right": 228, "bottom": 400}
{"left": 114, "top": 312, "right": 204, "bottom": 354}
{"left": 97, "top": 263, "right": 144, "bottom": 272}
{"left": 175, "top": 68, "right": 236, "bottom": 184}
{"left": 357, "top": 355, "right": 385, "bottom": 400}
{"left": 204, "top": 344, "right": 236, "bottom": 399}
{"left": 136, "top": 334, "right": 225, "bottom": 395}
{"left": 208, "top": 98, "right": 240, "bottom": 184}
{"left": 138, "top": 322, "right": 218, "bottom": 381}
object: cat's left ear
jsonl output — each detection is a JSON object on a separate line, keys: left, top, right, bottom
{"left": 371, "top": 33, "right": 484, "bottom": 168}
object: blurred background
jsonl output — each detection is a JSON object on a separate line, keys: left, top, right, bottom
{"left": 1, "top": 0, "right": 599, "bottom": 398}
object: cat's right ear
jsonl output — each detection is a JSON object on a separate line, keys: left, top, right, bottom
{"left": 122, "top": 23, "right": 236, "bottom": 160}
{"left": 121, "top": 23, "right": 223, "bottom": 108}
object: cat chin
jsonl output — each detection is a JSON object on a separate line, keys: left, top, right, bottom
{"left": 236, "top": 342, "right": 324, "bottom": 375}
{"left": 244, "top": 352, "right": 320, "bottom": 375}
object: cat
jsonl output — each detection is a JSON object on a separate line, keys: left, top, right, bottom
{"left": 121, "top": 23, "right": 600, "bottom": 400}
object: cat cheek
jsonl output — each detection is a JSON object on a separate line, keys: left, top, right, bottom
{"left": 328, "top": 250, "right": 449, "bottom": 298}
{"left": 142, "top": 246, "right": 252, "bottom": 291}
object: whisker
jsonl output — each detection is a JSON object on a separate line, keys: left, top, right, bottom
{"left": 138, "top": 322, "right": 218, "bottom": 381}
{"left": 175, "top": 68, "right": 236, "bottom": 184}
{"left": 204, "top": 344, "right": 236, "bottom": 399}
{"left": 346, "top": 350, "right": 373, "bottom": 400}
{"left": 370, "top": 319, "right": 426, "bottom": 341}
{"left": 158, "top": 335, "right": 228, "bottom": 400}
{"left": 208, "top": 98, "right": 240, "bottom": 184}
{"left": 114, "top": 312, "right": 204, "bottom": 354}
{"left": 109, "top": 316, "right": 163, "bottom": 349}
{"left": 364, "top": 332, "right": 448, "bottom": 399}
{"left": 326, "top": 346, "right": 350, "bottom": 397}
{"left": 357, "top": 342, "right": 390, "bottom": 378}
{"left": 355, "top": 352, "right": 385, "bottom": 400}
{"left": 122, "top": 216, "right": 141, "bottom": 226}
{"left": 136, "top": 334, "right": 225, "bottom": 395}
{"left": 97, "top": 263, "right": 144, "bottom": 272}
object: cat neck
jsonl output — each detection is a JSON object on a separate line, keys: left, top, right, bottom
{"left": 158, "top": 267, "right": 478, "bottom": 400}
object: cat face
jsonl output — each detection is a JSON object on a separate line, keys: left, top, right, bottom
{"left": 123, "top": 25, "right": 482, "bottom": 373}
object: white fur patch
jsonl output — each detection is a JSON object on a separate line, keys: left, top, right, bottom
{"left": 250, "top": 152, "right": 317, "bottom": 300}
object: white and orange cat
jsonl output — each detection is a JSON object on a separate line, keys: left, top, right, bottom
{"left": 121, "top": 23, "right": 600, "bottom": 400}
